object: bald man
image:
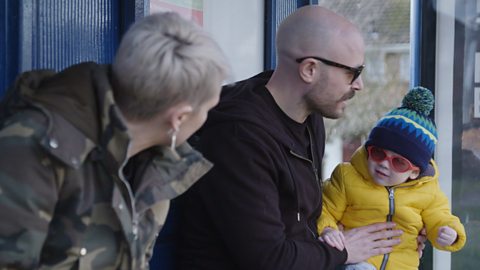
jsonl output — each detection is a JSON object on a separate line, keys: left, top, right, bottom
{"left": 172, "top": 6, "right": 402, "bottom": 270}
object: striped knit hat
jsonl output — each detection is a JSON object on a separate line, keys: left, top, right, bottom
{"left": 365, "top": 86, "right": 438, "bottom": 172}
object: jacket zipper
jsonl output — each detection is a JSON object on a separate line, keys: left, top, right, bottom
{"left": 288, "top": 125, "right": 321, "bottom": 239}
{"left": 379, "top": 187, "right": 395, "bottom": 270}
{"left": 306, "top": 125, "right": 321, "bottom": 198}
{"left": 118, "top": 160, "right": 139, "bottom": 245}
{"left": 97, "top": 150, "right": 138, "bottom": 266}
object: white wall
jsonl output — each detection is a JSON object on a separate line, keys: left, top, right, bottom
{"left": 203, "top": 0, "right": 264, "bottom": 82}
{"left": 149, "top": 0, "right": 264, "bottom": 83}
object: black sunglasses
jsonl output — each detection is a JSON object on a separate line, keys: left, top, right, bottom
{"left": 295, "top": 56, "right": 365, "bottom": 84}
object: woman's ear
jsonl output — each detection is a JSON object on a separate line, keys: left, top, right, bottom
{"left": 169, "top": 103, "right": 193, "bottom": 131}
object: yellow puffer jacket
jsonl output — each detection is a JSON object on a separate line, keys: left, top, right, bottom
{"left": 317, "top": 146, "right": 466, "bottom": 270}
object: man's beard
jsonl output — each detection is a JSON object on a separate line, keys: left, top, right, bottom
{"left": 306, "top": 90, "right": 356, "bottom": 119}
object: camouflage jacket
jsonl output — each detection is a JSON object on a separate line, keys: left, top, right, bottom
{"left": 0, "top": 62, "right": 212, "bottom": 269}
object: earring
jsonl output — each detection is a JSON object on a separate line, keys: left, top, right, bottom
{"left": 170, "top": 127, "right": 179, "bottom": 151}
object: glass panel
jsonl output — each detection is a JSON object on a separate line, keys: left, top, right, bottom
{"left": 451, "top": 0, "right": 480, "bottom": 268}
{"left": 318, "top": 0, "right": 411, "bottom": 178}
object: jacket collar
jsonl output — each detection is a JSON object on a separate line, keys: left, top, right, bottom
{"left": 19, "top": 63, "right": 131, "bottom": 169}
{"left": 134, "top": 143, "right": 212, "bottom": 212}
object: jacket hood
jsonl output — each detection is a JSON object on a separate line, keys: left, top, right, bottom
{"left": 8, "top": 62, "right": 114, "bottom": 144}
{"left": 2, "top": 62, "right": 133, "bottom": 168}
{"left": 203, "top": 71, "right": 322, "bottom": 150}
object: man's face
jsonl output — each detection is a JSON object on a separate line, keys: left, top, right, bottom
{"left": 304, "top": 34, "right": 365, "bottom": 119}
{"left": 305, "top": 64, "right": 363, "bottom": 119}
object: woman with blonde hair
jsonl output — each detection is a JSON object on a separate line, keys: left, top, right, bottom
{"left": 0, "top": 12, "right": 230, "bottom": 269}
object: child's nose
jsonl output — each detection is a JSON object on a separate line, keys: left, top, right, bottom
{"left": 378, "top": 159, "right": 390, "bottom": 168}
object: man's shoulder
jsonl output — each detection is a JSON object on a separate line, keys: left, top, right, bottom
{"left": 221, "top": 70, "right": 272, "bottom": 95}
{"left": 202, "top": 119, "right": 273, "bottom": 144}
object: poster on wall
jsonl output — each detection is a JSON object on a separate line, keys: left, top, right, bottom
{"left": 150, "top": 0, "right": 203, "bottom": 26}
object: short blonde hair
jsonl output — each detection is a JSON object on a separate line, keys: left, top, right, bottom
{"left": 112, "top": 12, "right": 230, "bottom": 121}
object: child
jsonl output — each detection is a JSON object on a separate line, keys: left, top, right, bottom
{"left": 317, "top": 86, "right": 466, "bottom": 270}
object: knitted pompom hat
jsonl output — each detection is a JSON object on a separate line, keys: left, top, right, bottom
{"left": 365, "top": 86, "right": 438, "bottom": 172}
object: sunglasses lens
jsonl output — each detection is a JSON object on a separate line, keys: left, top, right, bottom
{"left": 351, "top": 72, "right": 360, "bottom": 84}
{"left": 391, "top": 157, "right": 410, "bottom": 172}
{"left": 350, "top": 66, "right": 364, "bottom": 84}
{"left": 369, "top": 146, "right": 415, "bottom": 173}
{"left": 369, "top": 147, "right": 386, "bottom": 161}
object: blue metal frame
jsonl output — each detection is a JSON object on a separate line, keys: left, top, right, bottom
{"left": 120, "top": 0, "right": 148, "bottom": 36}
{"left": 410, "top": 0, "right": 436, "bottom": 93}
{"left": 264, "top": 0, "right": 318, "bottom": 70}
{"left": 25, "top": 0, "right": 121, "bottom": 71}
{"left": 0, "top": 0, "right": 20, "bottom": 97}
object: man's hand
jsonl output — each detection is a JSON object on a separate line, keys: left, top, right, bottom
{"left": 343, "top": 222, "right": 402, "bottom": 264}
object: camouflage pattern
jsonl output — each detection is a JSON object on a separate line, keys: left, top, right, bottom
{"left": 0, "top": 62, "right": 212, "bottom": 269}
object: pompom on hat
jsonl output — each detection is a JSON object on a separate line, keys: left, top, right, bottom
{"left": 365, "top": 86, "right": 438, "bottom": 172}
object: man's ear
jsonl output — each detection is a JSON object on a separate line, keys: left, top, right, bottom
{"left": 298, "top": 59, "right": 317, "bottom": 83}
{"left": 169, "top": 103, "right": 193, "bottom": 131}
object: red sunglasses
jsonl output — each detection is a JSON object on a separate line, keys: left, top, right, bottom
{"left": 367, "top": 146, "right": 419, "bottom": 173}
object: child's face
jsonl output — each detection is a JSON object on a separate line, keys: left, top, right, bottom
{"left": 367, "top": 146, "right": 420, "bottom": 186}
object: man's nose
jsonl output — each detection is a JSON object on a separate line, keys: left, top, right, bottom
{"left": 351, "top": 75, "right": 364, "bottom": 91}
